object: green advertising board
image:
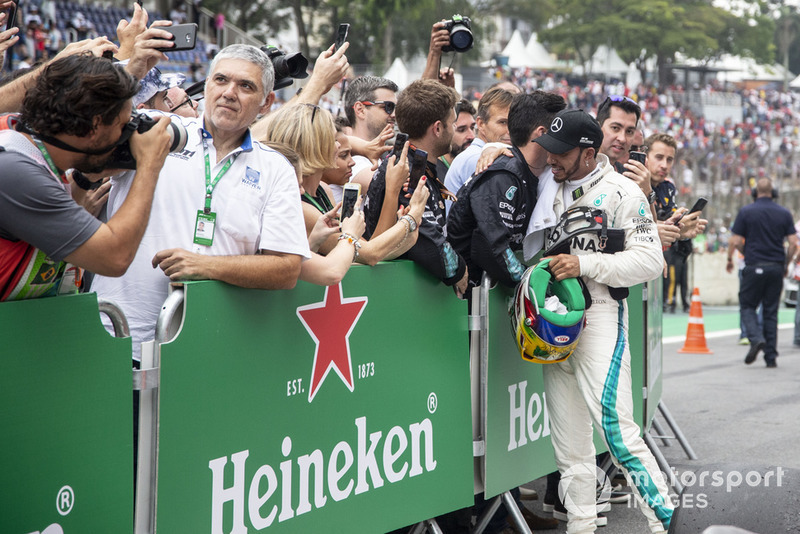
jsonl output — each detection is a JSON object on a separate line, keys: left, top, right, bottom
{"left": 482, "top": 283, "right": 650, "bottom": 498}
{"left": 645, "top": 278, "right": 664, "bottom": 428}
{"left": 0, "top": 293, "right": 133, "bottom": 534}
{"left": 155, "top": 262, "right": 474, "bottom": 533}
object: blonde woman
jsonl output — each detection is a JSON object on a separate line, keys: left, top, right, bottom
{"left": 260, "top": 103, "right": 427, "bottom": 265}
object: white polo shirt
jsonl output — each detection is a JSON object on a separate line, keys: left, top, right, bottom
{"left": 93, "top": 113, "right": 310, "bottom": 358}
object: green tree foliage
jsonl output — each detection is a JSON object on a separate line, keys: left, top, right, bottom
{"left": 537, "top": 0, "right": 775, "bottom": 86}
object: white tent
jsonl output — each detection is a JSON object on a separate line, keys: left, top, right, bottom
{"left": 500, "top": 29, "right": 529, "bottom": 69}
{"left": 587, "top": 45, "right": 629, "bottom": 76}
{"left": 791, "top": 73, "right": 800, "bottom": 89}
{"left": 383, "top": 57, "right": 410, "bottom": 89}
{"left": 524, "top": 33, "right": 557, "bottom": 70}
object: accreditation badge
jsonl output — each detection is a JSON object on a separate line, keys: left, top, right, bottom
{"left": 193, "top": 210, "right": 217, "bottom": 246}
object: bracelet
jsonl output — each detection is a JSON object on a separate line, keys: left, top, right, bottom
{"left": 647, "top": 190, "right": 657, "bottom": 204}
{"left": 401, "top": 214, "right": 418, "bottom": 232}
{"left": 338, "top": 232, "right": 361, "bottom": 261}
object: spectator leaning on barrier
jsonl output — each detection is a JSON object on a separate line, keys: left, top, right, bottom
{"left": 363, "top": 78, "right": 470, "bottom": 297}
{"left": 536, "top": 109, "right": 673, "bottom": 533}
{"left": 261, "top": 103, "right": 426, "bottom": 266}
{"left": 444, "top": 86, "right": 514, "bottom": 213}
{"left": 447, "top": 91, "right": 565, "bottom": 288}
{"left": 726, "top": 177, "right": 797, "bottom": 368}
{"left": 92, "top": 44, "right": 310, "bottom": 359}
{"left": 0, "top": 54, "right": 172, "bottom": 302}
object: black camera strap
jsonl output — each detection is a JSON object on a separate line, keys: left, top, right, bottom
{"left": 15, "top": 120, "right": 129, "bottom": 156}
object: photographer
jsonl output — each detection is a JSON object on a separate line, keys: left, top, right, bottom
{"left": 0, "top": 54, "right": 172, "bottom": 301}
{"left": 92, "top": 44, "right": 310, "bottom": 360}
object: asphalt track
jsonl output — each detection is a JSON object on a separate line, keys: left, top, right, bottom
{"left": 519, "top": 305, "right": 800, "bottom": 534}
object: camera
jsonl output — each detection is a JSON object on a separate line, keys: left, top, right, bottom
{"left": 442, "top": 14, "right": 473, "bottom": 53}
{"left": 105, "top": 113, "right": 188, "bottom": 170}
{"left": 260, "top": 45, "right": 309, "bottom": 90}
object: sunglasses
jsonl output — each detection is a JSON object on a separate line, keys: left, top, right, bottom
{"left": 605, "top": 95, "right": 638, "bottom": 105}
{"left": 358, "top": 100, "right": 395, "bottom": 115}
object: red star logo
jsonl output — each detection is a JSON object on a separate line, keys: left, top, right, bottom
{"left": 296, "top": 283, "right": 368, "bottom": 402}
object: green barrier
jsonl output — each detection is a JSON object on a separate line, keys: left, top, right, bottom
{"left": 0, "top": 293, "right": 133, "bottom": 534}
{"left": 645, "top": 277, "right": 664, "bottom": 428}
{"left": 153, "top": 262, "right": 474, "bottom": 533}
{"left": 481, "top": 280, "right": 656, "bottom": 499}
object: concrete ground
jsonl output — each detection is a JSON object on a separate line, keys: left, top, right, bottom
{"left": 518, "top": 306, "right": 800, "bottom": 534}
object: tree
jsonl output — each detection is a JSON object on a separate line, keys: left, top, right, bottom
{"left": 538, "top": 0, "right": 775, "bottom": 86}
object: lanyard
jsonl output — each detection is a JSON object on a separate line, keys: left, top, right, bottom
{"left": 302, "top": 188, "right": 333, "bottom": 214}
{"left": 202, "top": 135, "right": 238, "bottom": 214}
{"left": 31, "top": 136, "right": 67, "bottom": 184}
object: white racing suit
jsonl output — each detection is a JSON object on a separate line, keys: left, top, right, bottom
{"left": 542, "top": 155, "right": 673, "bottom": 533}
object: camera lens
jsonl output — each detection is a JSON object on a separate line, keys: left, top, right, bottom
{"left": 450, "top": 24, "right": 473, "bottom": 52}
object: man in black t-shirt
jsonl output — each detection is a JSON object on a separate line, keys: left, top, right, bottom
{"left": 726, "top": 177, "right": 798, "bottom": 367}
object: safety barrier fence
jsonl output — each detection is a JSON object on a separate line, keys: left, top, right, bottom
{"left": 0, "top": 260, "right": 661, "bottom": 533}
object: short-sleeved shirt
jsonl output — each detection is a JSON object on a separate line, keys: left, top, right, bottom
{"left": 0, "top": 130, "right": 101, "bottom": 300}
{"left": 92, "top": 114, "right": 310, "bottom": 357}
{"left": 443, "top": 137, "right": 485, "bottom": 214}
{"left": 731, "top": 197, "right": 796, "bottom": 265}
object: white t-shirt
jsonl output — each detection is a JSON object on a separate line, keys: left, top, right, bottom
{"left": 93, "top": 114, "right": 310, "bottom": 358}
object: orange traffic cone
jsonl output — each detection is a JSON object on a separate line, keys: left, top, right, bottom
{"left": 678, "top": 287, "right": 713, "bottom": 354}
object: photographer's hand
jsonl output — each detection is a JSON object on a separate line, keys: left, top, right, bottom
{"left": 129, "top": 115, "right": 172, "bottom": 175}
{"left": 422, "top": 21, "right": 450, "bottom": 81}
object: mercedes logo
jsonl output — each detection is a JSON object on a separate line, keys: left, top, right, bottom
{"left": 551, "top": 117, "right": 563, "bottom": 132}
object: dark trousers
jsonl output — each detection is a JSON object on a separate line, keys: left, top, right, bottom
{"left": 739, "top": 263, "right": 783, "bottom": 362}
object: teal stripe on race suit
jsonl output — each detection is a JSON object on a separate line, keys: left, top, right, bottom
{"left": 601, "top": 302, "right": 673, "bottom": 530}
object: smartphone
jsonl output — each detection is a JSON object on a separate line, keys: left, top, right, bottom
{"left": 334, "top": 23, "right": 350, "bottom": 51}
{"left": 687, "top": 197, "right": 708, "bottom": 214}
{"left": 407, "top": 148, "right": 428, "bottom": 193}
{"left": 629, "top": 151, "right": 646, "bottom": 165}
{"left": 158, "top": 23, "right": 198, "bottom": 52}
{"left": 341, "top": 182, "right": 361, "bottom": 220}
{"left": 674, "top": 197, "right": 708, "bottom": 225}
{"left": 391, "top": 132, "right": 408, "bottom": 163}
{"left": 4, "top": 3, "right": 16, "bottom": 31}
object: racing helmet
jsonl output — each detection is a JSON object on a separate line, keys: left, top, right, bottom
{"left": 510, "top": 258, "right": 587, "bottom": 363}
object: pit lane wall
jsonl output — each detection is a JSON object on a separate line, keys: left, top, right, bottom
{"left": 0, "top": 261, "right": 661, "bottom": 533}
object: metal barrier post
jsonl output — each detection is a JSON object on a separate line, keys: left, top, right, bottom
{"left": 472, "top": 275, "right": 531, "bottom": 534}
{"left": 658, "top": 401, "right": 698, "bottom": 460}
{"left": 134, "top": 288, "right": 185, "bottom": 534}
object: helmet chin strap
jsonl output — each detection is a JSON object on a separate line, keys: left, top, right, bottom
{"left": 15, "top": 121, "right": 126, "bottom": 156}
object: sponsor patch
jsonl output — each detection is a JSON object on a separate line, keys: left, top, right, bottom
{"left": 505, "top": 186, "right": 517, "bottom": 200}
{"left": 593, "top": 193, "right": 606, "bottom": 207}
{"left": 242, "top": 166, "right": 261, "bottom": 189}
{"left": 639, "top": 202, "right": 647, "bottom": 216}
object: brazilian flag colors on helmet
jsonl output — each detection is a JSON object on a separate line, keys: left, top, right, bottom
{"left": 510, "top": 258, "right": 587, "bottom": 364}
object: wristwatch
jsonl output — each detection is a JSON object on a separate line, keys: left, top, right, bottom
{"left": 401, "top": 214, "right": 418, "bottom": 232}
{"left": 647, "top": 190, "right": 657, "bottom": 204}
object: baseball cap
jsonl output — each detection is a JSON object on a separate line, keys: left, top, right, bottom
{"left": 134, "top": 67, "right": 186, "bottom": 107}
{"left": 534, "top": 109, "right": 603, "bottom": 155}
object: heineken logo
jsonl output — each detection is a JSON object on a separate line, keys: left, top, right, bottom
{"left": 297, "top": 284, "right": 368, "bottom": 402}
{"left": 208, "top": 415, "right": 438, "bottom": 532}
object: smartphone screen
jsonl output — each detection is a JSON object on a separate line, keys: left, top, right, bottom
{"left": 629, "top": 151, "right": 646, "bottom": 165}
{"left": 341, "top": 184, "right": 360, "bottom": 220}
{"left": 334, "top": 23, "right": 350, "bottom": 51}
{"left": 407, "top": 148, "right": 428, "bottom": 193}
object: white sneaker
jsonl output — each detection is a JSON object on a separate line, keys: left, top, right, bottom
{"left": 595, "top": 513, "right": 608, "bottom": 527}
{"left": 519, "top": 486, "right": 539, "bottom": 500}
